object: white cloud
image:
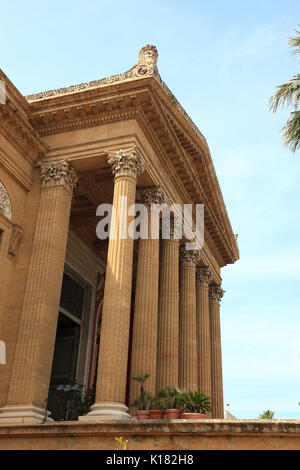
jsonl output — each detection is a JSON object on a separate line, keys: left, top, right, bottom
{"left": 215, "top": 23, "right": 282, "bottom": 72}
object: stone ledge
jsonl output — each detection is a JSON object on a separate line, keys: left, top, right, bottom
{"left": 0, "top": 420, "right": 300, "bottom": 450}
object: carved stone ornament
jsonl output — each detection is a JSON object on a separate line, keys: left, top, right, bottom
{"left": 25, "top": 44, "right": 209, "bottom": 174}
{"left": 137, "top": 185, "right": 169, "bottom": 206}
{"left": 8, "top": 224, "right": 23, "bottom": 256}
{"left": 0, "top": 181, "right": 12, "bottom": 221}
{"left": 39, "top": 160, "right": 78, "bottom": 193}
{"left": 26, "top": 45, "right": 159, "bottom": 102}
{"left": 196, "top": 266, "right": 213, "bottom": 287}
{"left": 180, "top": 246, "right": 200, "bottom": 266}
{"left": 209, "top": 284, "right": 225, "bottom": 304}
{"left": 106, "top": 148, "right": 147, "bottom": 179}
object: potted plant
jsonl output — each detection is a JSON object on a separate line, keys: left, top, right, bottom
{"left": 181, "top": 390, "right": 211, "bottom": 419}
{"left": 163, "top": 386, "right": 184, "bottom": 419}
{"left": 54, "top": 383, "right": 95, "bottom": 421}
{"left": 131, "top": 374, "right": 151, "bottom": 420}
{"left": 149, "top": 390, "right": 167, "bottom": 419}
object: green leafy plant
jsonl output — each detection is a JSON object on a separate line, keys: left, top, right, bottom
{"left": 163, "top": 386, "right": 184, "bottom": 410}
{"left": 131, "top": 392, "right": 153, "bottom": 411}
{"left": 54, "top": 383, "right": 95, "bottom": 421}
{"left": 149, "top": 389, "right": 168, "bottom": 410}
{"left": 131, "top": 374, "right": 150, "bottom": 410}
{"left": 269, "top": 27, "right": 300, "bottom": 153}
{"left": 181, "top": 390, "right": 211, "bottom": 414}
{"left": 258, "top": 410, "right": 275, "bottom": 419}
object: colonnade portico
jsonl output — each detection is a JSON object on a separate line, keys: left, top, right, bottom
{"left": 0, "top": 150, "right": 226, "bottom": 423}
{"left": 0, "top": 46, "right": 238, "bottom": 426}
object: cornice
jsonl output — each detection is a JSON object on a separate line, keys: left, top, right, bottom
{"left": 29, "top": 107, "right": 137, "bottom": 136}
{"left": 0, "top": 69, "right": 48, "bottom": 165}
{"left": 26, "top": 45, "right": 159, "bottom": 103}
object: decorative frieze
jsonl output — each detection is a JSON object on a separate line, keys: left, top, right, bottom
{"left": 196, "top": 266, "right": 213, "bottom": 287}
{"left": 39, "top": 160, "right": 78, "bottom": 193}
{"left": 106, "top": 148, "right": 147, "bottom": 179}
{"left": 26, "top": 45, "right": 159, "bottom": 102}
{"left": 209, "top": 284, "right": 225, "bottom": 304}
{"left": 0, "top": 181, "right": 12, "bottom": 221}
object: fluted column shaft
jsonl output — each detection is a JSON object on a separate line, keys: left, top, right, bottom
{"left": 210, "top": 284, "right": 225, "bottom": 419}
{"left": 1, "top": 160, "right": 77, "bottom": 423}
{"left": 82, "top": 149, "right": 146, "bottom": 421}
{"left": 179, "top": 248, "right": 199, "bottom": 390}
{"left": 196, "top": 267, "right": 213, "bottom": 402}
{"left": 156, "top": 220, "right": 180, "bottom": 390}
{"left": 130, "top": 187, "right": 167, "bottom": 402}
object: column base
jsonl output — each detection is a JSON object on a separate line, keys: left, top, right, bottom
{"left": 79, "top": 402, "right": 132, "bottom": 422}
{"left": 0, "top": 405, "right": 53, "bottom": 424}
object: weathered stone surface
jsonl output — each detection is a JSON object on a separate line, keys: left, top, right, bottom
{"left": 0, "top": 421, "right": 300, "bottom": 450}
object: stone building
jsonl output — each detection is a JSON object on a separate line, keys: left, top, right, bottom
{"left": 0, "top": 45, "right": 239, "bottom": 425}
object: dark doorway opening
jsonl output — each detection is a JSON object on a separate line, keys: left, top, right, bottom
{"left": 47, "top": 271, "right": 86, "bottom": 421}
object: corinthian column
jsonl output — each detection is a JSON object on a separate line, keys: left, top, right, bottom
{"left": 179, "top": 247, "right": 200, "bottom": 390}
{"left": 196, "top": 267, "right": 213, "bottom": 406}
{"left": 209, "top": 284, "right": 225, "bottom": 419}
{"left": 0, "top": 160, "right": 78, "bottom": 423}
{"left": 80, "top": 148, "right": 146, "bottom": 422}
{"left": 130, "top": 187, "right": 167, "bottom": 403}
{"left": 156, "top": 218, "right": 181, "bottom": 390}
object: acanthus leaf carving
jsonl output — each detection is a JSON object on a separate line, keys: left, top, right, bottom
{"left": 39, "top": 160, "right": 78, "bottom": 194}
{"left": 0, "top": 181, "right": 12, "bottom": 221}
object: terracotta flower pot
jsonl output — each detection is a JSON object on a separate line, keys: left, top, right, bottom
{"left": 149, "top": 410, "right": 165, "bottom": 419}
{"left": 165, "top": 408, "right": 181, "bottom": 419}
{"left": 181, "top": 412, "right": 206, "bottom": 419}
{"left": 136, "top": 410, "right": 150, "bottom": 420}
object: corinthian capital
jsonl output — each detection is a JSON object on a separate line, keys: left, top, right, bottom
{"left": 209, "top": 284, "right": 225, "bottom": 304}
{"left": 106, "top": 148, "right": 147, "bottom": 179}
{"left": 196, "top": 266, "right": 213, "bottom": 287}
{"left": 39, "top": 160, "right": 78, "bottom": 193}
{"left": 137, "top": 185, "right": 168, "bottom": 206}
{"left": 180, "top": 246, "right": 200, "bottom": 267}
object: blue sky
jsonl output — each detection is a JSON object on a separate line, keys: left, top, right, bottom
{"left": 1, "top": 0, "right": 300, "bottom": 418}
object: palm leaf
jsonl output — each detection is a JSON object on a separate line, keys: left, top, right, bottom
{"left": 281, "top": 110, "right": 300, "bottom": 152}
{"left": 269, "top": 75, "right": 300, "bottom": 112}
{"left": 287, "top": 27, "right": 300, "bottom": 56}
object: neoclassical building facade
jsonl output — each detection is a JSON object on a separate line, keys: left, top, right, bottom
{"left": 0, "top": 45, "right": 239, "bottom": 424}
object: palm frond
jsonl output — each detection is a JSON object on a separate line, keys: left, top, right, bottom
{"left": 281, "top": 110, "right": 300, "bottom": 153}
{"left": 287, "top": 27, "right": 300, "bottom": 56}
{"left": 269, "top": 75, "right": 300, "bottom": 112}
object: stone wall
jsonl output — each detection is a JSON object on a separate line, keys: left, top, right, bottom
{"left": 0, "top": 420, "right": 300, "bottom": 450}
